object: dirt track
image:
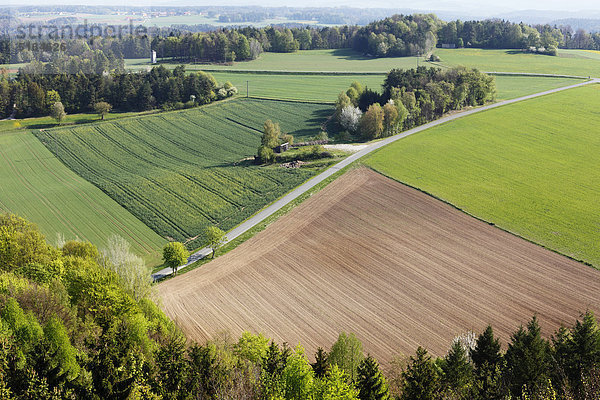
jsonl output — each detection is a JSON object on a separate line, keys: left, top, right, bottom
{"left": 159, "top": 168, "right": 600, "bottom": 362}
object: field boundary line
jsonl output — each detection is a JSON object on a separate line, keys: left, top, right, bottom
{"left": 369, "top": 166, "right": 595, "bottom": 269}
{"left": 484, "top": 71, "right": 591, "bottom": 79}
{"left": 152, "top": 78, "right": 598, "bottom": 281}
{"left": 190, "top": 69, "right": 388, "bottom": 76}
{"left": 247, "top": 96, "right": 335, "bottom": 105}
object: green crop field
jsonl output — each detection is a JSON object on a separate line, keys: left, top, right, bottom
{"left": 210, "top": 72, "right": 386, "bottom": 102}
{"left": 0, "top": 110, "right": 158, "bottom": 134}
{"left": 37, "top": 98, "right": 333, "bottom": 249}
{"left": 0, "top": 131, "right": 166, "bottom": 265}
{"left": 493, "top": 75, "right": 585, "bottom": 100}
{"left": 124, "top": 64, "right": 582, "bottom": 103}
{"left": 434, "top": 48, "right": 600, "bottom": 77}
{"left": 365, "top": 84, "right": 600, "bottom": 267}
{"left": 226, "top": 73, "right": 581, "bottom": 102}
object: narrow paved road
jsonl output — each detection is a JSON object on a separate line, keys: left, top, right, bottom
{"left": 152, "top": 78, "right": 598, "bottom": 280}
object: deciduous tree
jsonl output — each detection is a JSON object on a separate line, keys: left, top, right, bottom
{"left": 162, "top": 242, "right": 189, "bottom": 275}
{"left": 328, "top": 332, "right": 364, "bottom": 382}
{"left": 204, "top": 226, "right": 227, "bottom": 259}
{"left": 50, "top": 102, "right": 66, "bottom": 125}
{"left": 94, "top": 101, "right": 112, "bottom": 120}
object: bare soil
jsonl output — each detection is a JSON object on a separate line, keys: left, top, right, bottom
{"left": 159, "top": 168, "right": 600, "bottom": 362}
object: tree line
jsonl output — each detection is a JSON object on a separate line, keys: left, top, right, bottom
{"left": 93, "top": 16, "right": 600, "bottom": 64}
{"left": 438, "top": 19, "right": 600, "bottom": 54}
{"left": 335, "top": 67, "right": 496, "bottom": 140}
{"left": 4, "top": 14, "right": 600, "bottom": 67}
{"left": 0, "top": 61, "right": 236, "bottom": 119}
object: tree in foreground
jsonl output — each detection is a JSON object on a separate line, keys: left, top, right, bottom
{"left": 204, "top": 226, "right": 227, "bottom": 259}
{"left": 257, "top": 119, "right": 281, "bottom": 163}
{"left": 312, "top": 347, "right": 329, "bottom": 379}
{"left": 359, "top": 103, "right": 384, "bottom": 139}
{"left": 315, "top": 364, "right": 359, "bottom": 400}
{"left": 262, "top": 119, "right": 281, "bottom": 149}
{"left": 401, "top": 347, "right": 439, "bottom": 400}
{"left": 50, "top": 101, "right": 66, "bottom": 125}
{"left": 356, "top": 355, "right": 389, "bottom": 400}
{"left": 100, "top": 235, "right": 152, "bottom": 301}
{"left": 162, "top": 242, "right": 189, "bottom": 275}
{"left": 281, "top": 345, "right": 315, "bottom": 399}
{"left": 504, "top": 316, "right": 551, "bottom": 397}
{"left": 328, "top": 332, "right": 364, "bottom": 382}
{"left": 441, "top": 341, "right": 473, "bottom": 397}
{"left": 471, "top": 325, "right": 503, "bottom": 399}
{"left": 94, "top": 101, "right": 112, "bottom": 120}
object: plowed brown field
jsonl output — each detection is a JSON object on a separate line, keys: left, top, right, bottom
{"left": 159, "top": 168, "right": 600, "bottom": 361}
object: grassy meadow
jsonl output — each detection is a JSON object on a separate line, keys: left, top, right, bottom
{"left": 37, "top": 98, "right": 333, "bottom": 249}
{"left": 128, "top": 47, "right": 600, "bottom": 77}
{"left": 365, "top": 84, "right": 600, "bottom": 267}
{"left": 434, "top": 48, "right": 600, "bottom": 77}
{"left": 210, "top": 72, "right": 386, "bottom": 102}
{"left": 0, "top": 131, "right": 166, "bottom": 265}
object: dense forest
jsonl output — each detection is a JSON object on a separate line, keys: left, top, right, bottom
{"left": 0, "top": 61, "right": 233, "bottom": 118}
{"left": 1, "top": 213, "right": 599, "bottom": 399}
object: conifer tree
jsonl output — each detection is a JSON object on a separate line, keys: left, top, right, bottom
{"left": 505, "top": 316, "right": 551, "bottom": 397}
{"left": 312, "top": 347, "right": 329, "bottom": 379}
{"left": 356, "top": 355, "right": 389, "bottom": 400}
{"left": 401, "top": 347, "right": 439, "bottom": 400}
{"left": 442, "top": 341, "right": 473, "bottom": 396}
{"left": 569, "top": 310, "right": 600, "bottom": 374}
{"left": 470, "top": 325, "right": 502, "bottom": 399}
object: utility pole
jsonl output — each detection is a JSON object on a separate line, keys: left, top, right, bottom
{"left": 247, "top": 81, "right": 249, "bottom": 98}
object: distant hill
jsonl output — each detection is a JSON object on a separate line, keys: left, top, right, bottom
{"left": 495, "top": 9, "right": 600, "bottom": 25}
{"left": 549, "top": 18, "right": 600, "bottom": 32}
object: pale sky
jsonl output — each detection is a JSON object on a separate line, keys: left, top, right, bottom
{"left": 9, "top": 0, "right": 600, "bottom": 17}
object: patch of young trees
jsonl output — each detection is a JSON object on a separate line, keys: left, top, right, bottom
{"left": 336, "top": 67, "right": 496, "bottom": 140}
{"left": 353, "top": 14, "right": 443, "bottom": 57}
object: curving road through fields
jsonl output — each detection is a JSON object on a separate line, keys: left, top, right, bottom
{"left": 152, "top": 77, "right": 598, "bottom": 280}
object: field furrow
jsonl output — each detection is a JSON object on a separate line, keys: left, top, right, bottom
{"left": 160, "top": 168, "right": 600, "bottom": 362}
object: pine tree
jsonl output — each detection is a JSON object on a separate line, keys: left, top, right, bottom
{"left": 401, "top": 347, "right": 439, "bottom": 400}
{"left": 471, "top": 325, "right": 503, "bottom": 399}
{"left": 312, "top": 347, "right": 329, "bottom": 379}
{"left": 570, "top": 310, "right": 600, "bottom": 374}
{"left": 442, "top": 341, "right": 473, "bottom": 396}
{"left": 356, "top": 355, "right": 389, "bottom": 400}
{"left": 471, "top": 325, "right": 501, "bottom": 372}
{"left": 505, "top": 316, "right": 551, "bottom": 397}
